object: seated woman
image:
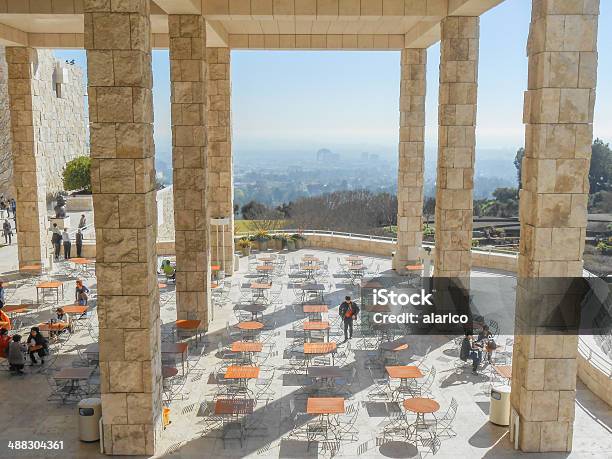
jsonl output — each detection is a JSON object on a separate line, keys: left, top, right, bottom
{"left": 26, "top": 327, "right": 47, "bottom": 366}
{"left": 75, "top": 280, "right": 90, "bottom": 305}
{"left": 53, "top": 307, "right": 72, "bottom": 335}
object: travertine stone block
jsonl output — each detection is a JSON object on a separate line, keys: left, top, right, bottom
{"left": 512, "top": 1, "right": 600, "bottom": 453}
{"left": 5, "top": 47, "right": 49, "bottom": 269}
{"left": 84, "top": 0, "right": 162, "bottom": 455}
{"left": 169, "top": 15, "right": 213, "bottom": 323}
{"left": 207, "top": 47, "right": 235, "bottom": 275}
{"left": 396, "top": 48, "right": 426, "bottom": 273}
{"left": 434, "top": 16, "right": 479, "bottom": 277}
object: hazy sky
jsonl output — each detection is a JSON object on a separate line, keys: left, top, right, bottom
{"left": 55, "top": 0, "right": 612, "bottom": 158}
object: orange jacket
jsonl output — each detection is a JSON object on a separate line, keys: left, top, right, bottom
{"left": 0, "top": 310, "right": 11, "bottom": 331}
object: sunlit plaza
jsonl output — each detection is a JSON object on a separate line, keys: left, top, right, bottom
{"left": 0, "top": 1, "right": 611, "bottom": 458}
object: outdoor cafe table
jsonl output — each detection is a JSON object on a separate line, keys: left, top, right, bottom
{"left": 214, "top": 398, "right": 255, "bottom": 434}
{"left": 387, "top": 365, "right": 423, "bottom": 398}
{"left": 36, "top": 281, "right": 64, "bottom": 304}
{"left": 84, "top": 343, "right": 99, "bottom": 363}
{"left": 304, "top": 342, "right": 337, "bottom": 366}
{"left": 302, "top": 255, "right": 319, "bottom": 265}
{"left": 303, "top": 321, "right": 330, "bottom": 342}
{"left": 238, "top": 303, "right": 267, "bottom": 321}
{"left": 71, "top": 258, "right": 95, "bottom": 276}
{"left": 303, "top": 304, "right": 328, "bottom": 320}
{"left": 250, "top": 282, "right": 272, "bottom": 302}
{"left": 231, "top": 341, "right": 263, "bottom": 364}
{"left": 306, "top": 397, "right": 345, "bottom": 441}
{"left": 301, "top": 283, "right": 325, "bottom": 303}
{"left": 237, "top": 320, "right": 264, "bottom": 340}
{"left": 161, "top": 342, "right": 189, "bottom": 374}
{"left": 61, "top": 305, "right": 89, "bottom": 317}
{"left": 176, "top": 319, "right": 203, "bottom": 343}
{"left": 256, "top": 265, "right": 274, "bottom": 280}
{"left": 53, "top": 367, "right": 93, "bottom": 402}
{"left": 162, "top": 366, "right": 179, "bottom": 379}
{"left": 225, "top": 365, "right": 260, "bottom": 395}
{"left": 307, "top": 366, "right": 344, "bottom": 391}
{"left": 380, "top": 338, "right": 409, "bottom": 364}
{"left": 37, "top": 321, "right": 70, "bottom": 334}
{"left": 403, "top": 398, "right": 440, "bottom": 431}
{"left": 493, "top": 365, "right": 512, "bottom": 382}
{"left": 259, "top": 256, "right": 275, "bottom": 265}
{"left": 301, "top": 265, "right": 320, "bottom": 281}
{"left": 3, "top": 304, "right": 33, "bottom": 318}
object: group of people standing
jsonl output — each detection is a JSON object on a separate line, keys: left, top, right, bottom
{"left": 50, "top": 214, "right": 87, "bottom": 260}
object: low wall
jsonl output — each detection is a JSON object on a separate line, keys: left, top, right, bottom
{"left": 577, "top": 337, "right": 612, "bottom": 406}
{"left": 303, "top": 233, "right": 518, "bottom": 272}
{"left": 66, "top": 195, "right": 93, "bottom": 212}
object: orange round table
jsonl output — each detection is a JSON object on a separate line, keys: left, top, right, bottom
{"left": 403, "top": 398, "right": 440, "bottom": 431}
{"left": 162, "top": 366, "right": 179, "bottom": 379}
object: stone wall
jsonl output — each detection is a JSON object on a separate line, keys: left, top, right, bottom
{"left": 0, "top": 48, "right": 12, "bottom": 198}
{"left": 0, "top": 47, "right": 87, "bottom": 199}
{"left": 156, "top": 185, "right": 175, "bottom": 240}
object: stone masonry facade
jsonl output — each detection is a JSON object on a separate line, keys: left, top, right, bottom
{"left": 84, "top": 0, "right": 162, "bottom": 455}
{"left": 5, "top": 47, "right": 49, "bottom": 267}
{"left": 0, "top": 47, "right": 86, "bottom": 198}
{"left": 434, "top": 16, "right": 479, "bottom": 278}
{"left": 169, "top": 14, "right": 212, "bottom": 325}
{"left": 396, "top": 48, "right": 426, "bottom": 273}
{"left": 207, "top": 47, "right": 235, "bottom": 275}
{"left": 511, "top": 0, "right": 600, "bottom": 452}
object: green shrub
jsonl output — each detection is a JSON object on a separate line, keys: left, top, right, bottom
{"left": 63, "top": 156, "right": 91, "bottom": 192}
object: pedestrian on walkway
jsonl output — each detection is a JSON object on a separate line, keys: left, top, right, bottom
{"left": 339, "top": 296, "right": 360, "bottom": 342}
{"left": 78, "top": 214, "right": 87, "bottom": 229}
{"left": 62, "top": 228, "right": 71, "bottom": 259}
{"left": 2, "top": 219, "right": 12, "bottom": 244}
{"left": 10, "top": 198, "right": 16, "bottom": 219}
{"left": 75, "top": 228, "right": 83, "bottom": 257}
{"left": 50, "top": 223, "right": 62, "bottom": 260}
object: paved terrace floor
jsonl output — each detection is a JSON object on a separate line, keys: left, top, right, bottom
{"left": 0, "top": 244, "right": 610, "bottom": 459}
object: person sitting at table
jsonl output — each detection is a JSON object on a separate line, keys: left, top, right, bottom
{"left": 75, "top": 280, "right": 89, "bottom": 305}
{"left": 161, "top": 260, "right": 176, "bottom": 280}
{"left": 339, "top": 296, "right": 360, "bottom": 342}
{"left": 54, "top": 308, "right": 72, "bottom": 335}
{"left": 477, "top": 325, "right": 496, "bottom": 363}
{"left": 26, "top": 327, "right": 47, "bottom": 366}
{"left": 460, "top": 332, "right": 483, "bottom": 374}
{"left": 8, "top": 334, "right": 26, "bottom": 374}
{"left": 0, "top": 328, "right": 10, "bottom": 358}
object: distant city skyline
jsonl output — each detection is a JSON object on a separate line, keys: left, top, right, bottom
{"left": 55, "top": 0, "right": 612, "bottom": 159}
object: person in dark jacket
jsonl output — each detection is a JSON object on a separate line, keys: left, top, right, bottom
{"left": 339, "top": 296, "right": 360, "bottom": 342}
{"left": 26, "top": 327, "right": 47, "bottom": 365}
{"left": 460, "top": 333, "right": 482, "bottom": 374}
{"left": 50, "top": 223, "right": 62, "bottom": 260}
{"left": 2, "top": 219, "right": 12, "bottom": 244}
{"left": 75, "top": 228, "right": 83, "bottom": 257}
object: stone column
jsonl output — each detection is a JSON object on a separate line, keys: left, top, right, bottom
{"left": 207, "top": 47, "right": 235, "bottom": 275}
{"left": 511, "top": 1, "right": 600, "bottom": 452}
{"left": 434, "top": 16, "right": 479, "bottom": 278}
{"left": 396, "top": 48, "right": 426, "bottom": 274}
{"left": 5, "top": 47, "right": 49, "bottom": 269}
{"left": 84, "top": 0, "right": 162, "bottom": 455}
{"left": 169, "top": 15, "right": 211, "bottom": 325}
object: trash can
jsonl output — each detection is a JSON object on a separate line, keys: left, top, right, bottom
{"left": 78, "top": 398, "right": 102, "bottom": 442}
{"left": 490, "top": 385, "right": 511, "bottom": 426}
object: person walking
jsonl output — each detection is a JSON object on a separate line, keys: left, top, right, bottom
{"left": 78, "top": 214, "right": 87, "bottom": 229}
{"left": 62, "top": 228, "right": 71, "bottom": 259}
{"left": 339, "top": 295, "right": 360, "bottom": 342}
{"left": 75, "top": 228, "right": 83, "bottom": 257}
{"left": 10, "top": 198, "right": 16, "bottom": 219}
{"left": 2, "top": 219, "right": 12, "bottom": 244}
{"left": 50, "top": 223, "right": 62, "bottom": 260}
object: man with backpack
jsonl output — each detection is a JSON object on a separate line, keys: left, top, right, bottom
{"left": 339, "top": 296, "right": 360, "bottom": 342}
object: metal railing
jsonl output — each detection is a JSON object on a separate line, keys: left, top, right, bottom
{"left": 578, "top": 336, "right": 612, "bottom": 379}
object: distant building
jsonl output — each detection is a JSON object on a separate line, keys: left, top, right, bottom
{"left": 316, "top": 148, "right": 340, "bottom": 162}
